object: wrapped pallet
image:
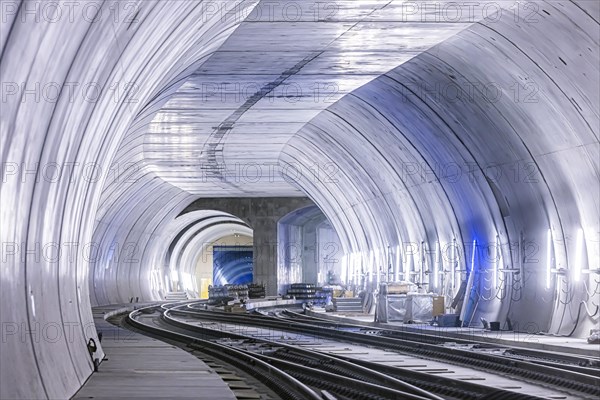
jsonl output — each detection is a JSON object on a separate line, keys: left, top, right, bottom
{"left": 404, "top": 293, "right": 433, "bottom": 323}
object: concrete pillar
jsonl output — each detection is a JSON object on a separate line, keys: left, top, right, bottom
{"left": 249, "top": 216, "right": 279, "bottom": 295}
{"left": 179, "top": 197, "right": 314, "bottom": 296}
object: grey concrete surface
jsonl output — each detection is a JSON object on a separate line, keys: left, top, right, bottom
{"left": 71, "top": 306, "right": 236, "bottom": 400}
{"left": 180, "top": 197, "right": 314, "bottom": 295}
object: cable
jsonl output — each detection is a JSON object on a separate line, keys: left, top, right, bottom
{"left": 558, "top": 277, "right": 575, "bottom": 305}
{"left": 565, "top": 301, "right": 599, "bottom": 337}
{"left": 510, "top": 273, "right": 522, "bottom": 302}
{"left": 478, "top": 273, "right": 506, "bottom": 301}
{"left": 536, "top": 301, "right": 599, "bottom": 337}
{"left": 583, "top": 279, "right": 600, "bottom": 300}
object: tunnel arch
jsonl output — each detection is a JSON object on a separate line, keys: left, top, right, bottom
{"left": 164, "top": 211, "right": 252, "bottom": 297}
{"left": 2, "top": 1, "right": 598, "bottom": 399}
{"left": 277, "top": 205, "right": 343, "bottom": 292}
{"left": 1, "top": 1, "right": 260, "bottom": 398}
{"left": 280, "top": 2, "right": 599, "bottom": 335}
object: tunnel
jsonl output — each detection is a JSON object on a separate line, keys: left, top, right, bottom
{"left": 1, "top": 1, "right": 599, "bottom": 399}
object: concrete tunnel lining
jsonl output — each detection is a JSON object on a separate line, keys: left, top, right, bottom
{"left": 1, "top": 1, "right": 599, "bottom": 398}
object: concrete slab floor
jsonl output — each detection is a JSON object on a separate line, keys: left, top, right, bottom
{"left": 71, "top": 306, "right": 237, "bottom": 400}
{"left": 307, "top": 309, "right": 600, "bottom": 358}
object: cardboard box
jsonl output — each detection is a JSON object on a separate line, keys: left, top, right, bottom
{"left": 387, "top": 282, "right": 417, "bottom": 294}
{"left": 432, "top": 296, "right": 445, "bottom": 316}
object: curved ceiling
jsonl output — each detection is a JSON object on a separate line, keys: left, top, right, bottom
{"left": 142, "top": 1, "right": 480, "bottom": 196}
{"left": 164, "top": 211, "right": 252, "bottom": 297}
{"left": 280, "top": 0, "right": 599, "bottom": 336}
{"left": 89, "top": 0, "right": 479, "bottom": 312}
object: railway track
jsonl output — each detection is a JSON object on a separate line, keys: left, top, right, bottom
{"left": 172, "top": 302, "right": 599, "bottom": 399}
{"left": 125, "top": 306, "right": 321, "bottom": 400}
{"left": 126, "top": 305, "right": 439, "bottom": 400}
{"left": 123, "top": 302, "right": 599, "bottom": 399}
{"left": 274, "top": 309, "right": 600, "bottom": 375}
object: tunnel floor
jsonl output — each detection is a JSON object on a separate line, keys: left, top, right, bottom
{"left": 71, "top": 306, "right": 238, "bottom": 400}
{"left": 306, "top": 309, "right": 600, "bottom": 357}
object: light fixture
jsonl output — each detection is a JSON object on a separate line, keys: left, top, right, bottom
{"left": 451, "top": 238, "right": 457, "bottom": 290}
{"left": 403, "top": 244, "right": 409, "bottom": 279}
{"left": 377, "top": 248, "right": 382, "bottom": 283}
{"left": 494, "top": 235, "right": 501, "bottom": 288}
{"left": 420, "top": 240, "right": 425, "bottom": 284}
{"left": 470, "top": 239, "right": 477, "bottom": 274}
{"left": 459, "top": 239, "right": 477, "bottom": 327}
{"left": 546, "top": 229, "right": 552, "bottom": 289}
{"left": 353, "top": 253, "right": 357, "bottom": 283}
{"left": 351, "top": 252, "right": 357, "bottom": 284}
{"left": 395, "top": 245, "right": 401, "bottom": 282}
{"left": 369, "top": 249, "right": 375, "bottom": 283}
{"left": 434, "top": 241, "right": 440, "bottom": 288}
{"left": 573, "top": 228, "right": 584, "bottom": 281}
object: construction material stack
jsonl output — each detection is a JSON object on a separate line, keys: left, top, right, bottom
{"left": 208, "top": 284, "right": 249, "bottom": 304}
{"left": 247, "top": 283, "right": 266, "bottom": 299}
{"left": 286, "top": 283, "right": 317, "bottom": 301}
{"left": 332, "top": 297, "right": 363, "bottom": 313}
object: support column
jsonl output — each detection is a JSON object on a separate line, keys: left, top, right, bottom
{"left": 249, "top": 216, "right": 279, "bottom": 295}
{"left": 179, "top": 197, "right": 314, "bottom": 296}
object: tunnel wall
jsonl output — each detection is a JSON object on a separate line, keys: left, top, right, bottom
{"left": 180, "top": 197, "right": 314, "bottom": 295}
{"left": 0, "top": 1, "right": 258, "bottom": 398}
{"left": 194, "top": 234, "right": 254, "bottom": 298}
{"left": 1, "top": 1, "right": 598, "bottom": 398}
{"left": 316, "top": 219, "right": 344, "bottom": 285}
{"left": 277, "top": 205, "right": 343, "bottom": 293}
{"left": 281, "top": 0, "right": 599, "bottom": 335}
{"left": 278, "top": 206, "right": 321, "bottom": 292}
{"left": 170, "top": 217, "right": 252, "bottom": 296}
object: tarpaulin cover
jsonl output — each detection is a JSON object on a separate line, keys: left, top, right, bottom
{"left": 405, "top": 294, "right": 433, "bottom": 323}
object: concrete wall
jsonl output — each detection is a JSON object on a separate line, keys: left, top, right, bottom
{"left": 316, "top": 220, "right": 343, "bottom": 285}
{"left": 281, "top": 1, "right": 600, "bottom": 335}
{"left": 278, "top": 206, "right": 343, "bottom": 293}
{"left": 181, "top": 197, "right": 314, "bottom": 295}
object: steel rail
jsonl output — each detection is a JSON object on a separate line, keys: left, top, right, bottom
{"left": 275, "top": 310, "right": 600, "bottom": 374}
{"left": 125, "top": 306, "right": 322, "bottom": 400}
{"left": 174, "top": 304, "right": 600, "bottom": 397}
{"left": 166, "top": 305, "right": 552, "bottom": 400}
{"left": 163, "top": 308, "right": 442, "bottom": 400}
